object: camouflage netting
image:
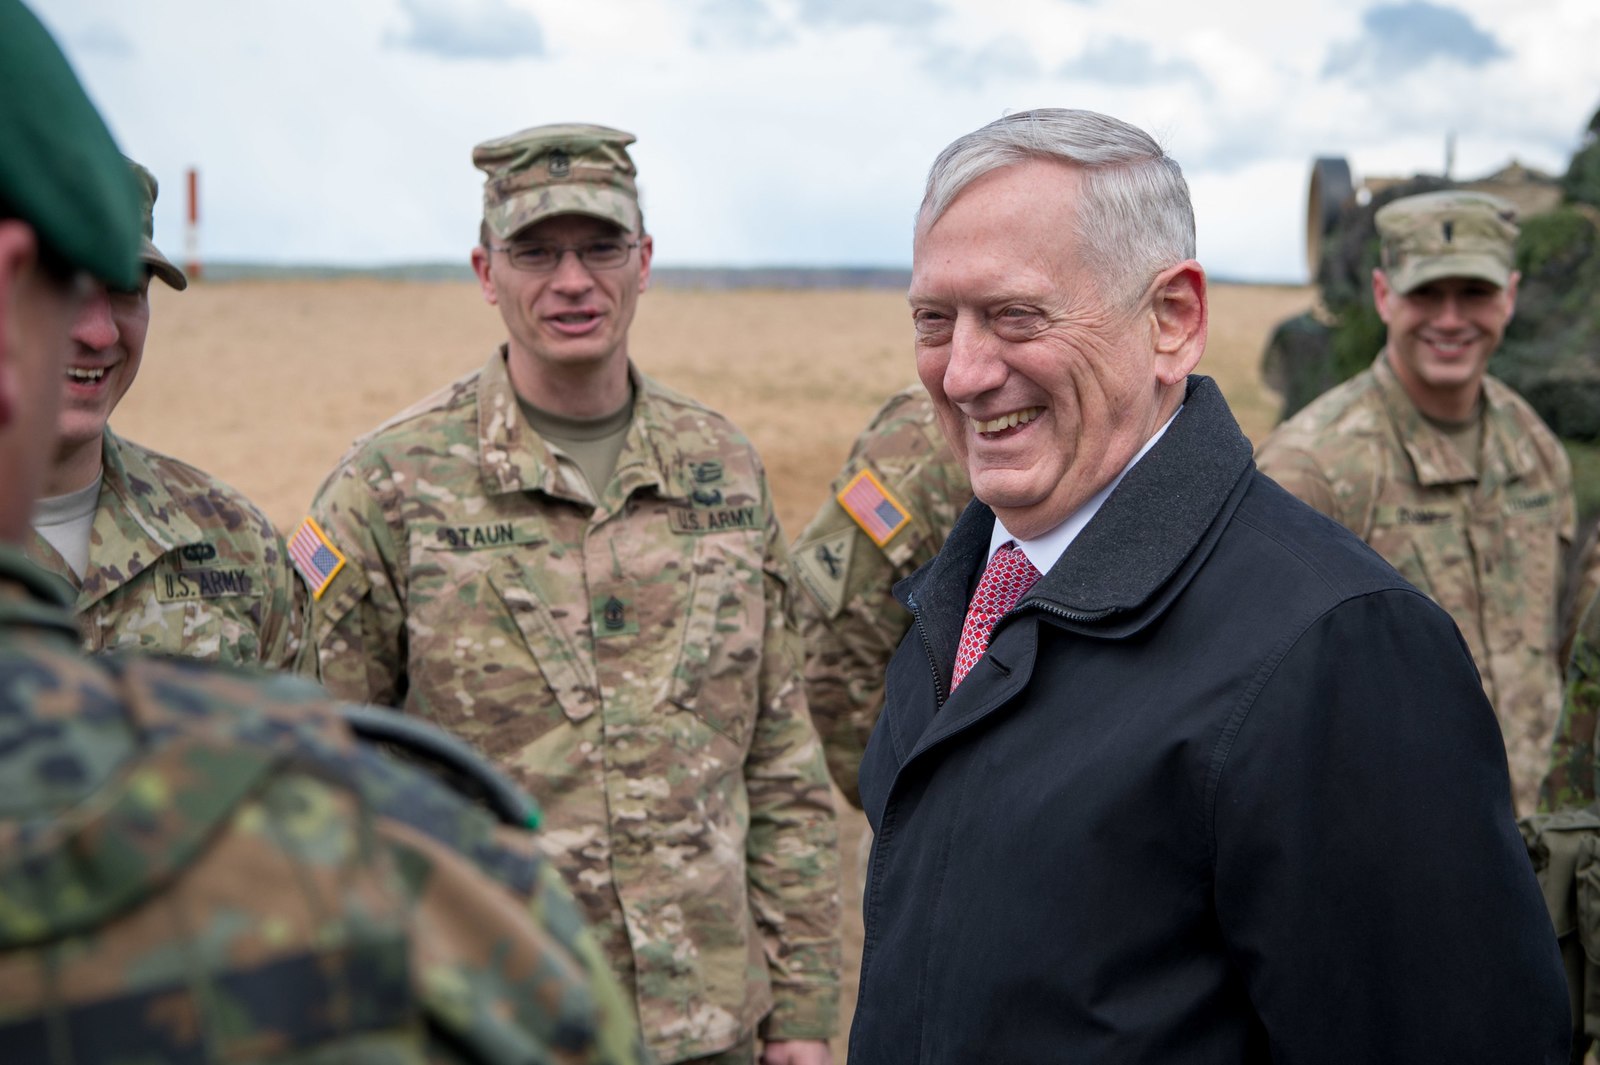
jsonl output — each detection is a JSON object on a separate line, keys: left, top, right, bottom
{"left": 1263, "top": 104, "right": 1600, "bottom": 440}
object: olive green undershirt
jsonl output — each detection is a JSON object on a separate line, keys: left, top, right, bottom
{"left": 1422, "top": 396, "right": 1485, "bottom": 475}
{"left": 518, "top": 387, "right": 636, "bottom": 498}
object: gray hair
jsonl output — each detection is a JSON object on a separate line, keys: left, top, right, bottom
{"left": 917, "top": 108, "right": 1195, "bottom": 309}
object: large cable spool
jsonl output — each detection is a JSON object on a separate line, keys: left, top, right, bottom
{"left": 1306, "top": 156, "right": 1355, "bottom": 279}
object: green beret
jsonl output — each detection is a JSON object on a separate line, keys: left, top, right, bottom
{"left": 0, "top": 0, "right": 141, "bottom": 288}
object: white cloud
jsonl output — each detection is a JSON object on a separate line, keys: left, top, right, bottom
{"left": 1322, "top": 1, "right": 1507, "bottom": 83}
{"left": 386, "top": 0, "right": 545, "bottom": 61}
{"left": 1057, "top": 36, "right": 1204, "bottom": 87}
{"left": 31, "top": 0, "right": 1600, "bottom": 283}
{"left": 922, "top": 36, "right": 1042, "bottom": 89}
{"left": 796, "top": 0, "right": 944, "bottom": 28}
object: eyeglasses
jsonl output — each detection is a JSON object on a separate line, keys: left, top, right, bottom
{"left": 487, "top": 238, "right": 640, "bottom": 273}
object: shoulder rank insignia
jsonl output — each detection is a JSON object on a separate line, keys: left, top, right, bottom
{"left": 838, "top": 467, "right": 911, "bottom": 547}
{"left": 288, "top": 516, "right": 347, "bottom": 600}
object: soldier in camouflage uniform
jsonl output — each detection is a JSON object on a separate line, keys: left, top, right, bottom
{"left": 26, "top": 159, "right": 300, "bottom": 669}
{"left": 296, "top": 124, "right": 840, "bottom": 1065}
{"left": 789, "top": 383, "right": 969, "bottom": 807}
{"left": 1256, "top": 190, "right": 1575, "bottom": 814}
{"left": 0, "top": 4, "right": 644, "bottom": 1061}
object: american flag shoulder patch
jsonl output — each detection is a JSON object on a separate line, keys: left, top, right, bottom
{"left": 288, "top": 516, "right": 347, "bottom": 600}
{"left": 837, "top": 468, "right": 912, "bottom": 547}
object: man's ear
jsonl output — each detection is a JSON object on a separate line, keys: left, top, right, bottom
{"left": 1371, "top": 268, "right": 1396, "bottom": 326}
{"left": 636, "top": 232, "right": 653, "bottom": 294}
{"left": 1149, "top": 260, "right": 1207, "bottom": 386}
{"left": 0, "top": 221, "right": 41, "bottom": 429}
{"left": 1502, "top": 270, "right": 1521, "bottom": 325}
{"left": 469, "top": 244, "right": 498, "bottom": 306}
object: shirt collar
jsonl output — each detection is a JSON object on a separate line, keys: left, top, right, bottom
{"left": 990, "top": 407, "right": 1182, "bottom": 576}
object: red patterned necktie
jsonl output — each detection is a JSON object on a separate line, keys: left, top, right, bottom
{"left": 952, "top": 541, "right": 1042, "bottom": 690}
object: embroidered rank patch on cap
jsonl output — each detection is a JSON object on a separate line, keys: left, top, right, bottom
{"left": 289, "top": 516, "right": 347, "bottom": 600}
{"left": 838, "top": 468, "right": 911, "bottom": 547}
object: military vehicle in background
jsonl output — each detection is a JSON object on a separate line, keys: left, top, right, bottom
{"left": 1263, "top": 105, "right": 1600, "bottom": 442}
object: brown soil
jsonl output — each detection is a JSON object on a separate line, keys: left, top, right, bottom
{"left": 120, "top": 277, "right": 1311, "bottom": 1057}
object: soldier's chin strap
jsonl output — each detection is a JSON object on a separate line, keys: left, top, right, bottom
{"left": 339, "top": 704, "right": 542, "bottom": 830}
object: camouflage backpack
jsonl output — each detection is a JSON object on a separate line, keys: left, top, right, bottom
{"left": 1522, "top": 806, "right": 1600, "bottom": 1060}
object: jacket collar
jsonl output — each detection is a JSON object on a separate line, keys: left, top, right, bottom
{"left": 97, "top": 429, "right": 207, "bottom": 550}
{"left": 1372, "top": 351, "right": 1542, "bottom": 488}
{"left": 899, "top": 375, "right": 1255, "bottom": 700}
{"left": 474, "top": 348, "right": 696, "bottom": 505}
{"left": 27, "top": 430, "right": 205, "bottom": 601}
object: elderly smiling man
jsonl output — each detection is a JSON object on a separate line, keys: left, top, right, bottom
{"left": 847, "top": 108, "right": 1568, "bottom": 1063}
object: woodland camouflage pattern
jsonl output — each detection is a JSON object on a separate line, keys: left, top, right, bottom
{"left": 0, "top": 544, "right": 643, "bottom": 1064}
{"left": 26, "top": 429, "right": 301, "bottom": 669}
{"left": 1540, "top": 590, "right": 1600, "bottom": 810}
{"left": 788, "top": 384, "right": 969, "bottom": 807}
{"left": 299, "top": 351, "right": 840, "bottom": 1063}
{"left": 1257, "top": 353, "right": 1575, "bottom": 814}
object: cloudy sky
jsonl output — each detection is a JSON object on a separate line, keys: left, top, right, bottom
{"left": 37, "top": 0, "right": 1600, "bottom": 282}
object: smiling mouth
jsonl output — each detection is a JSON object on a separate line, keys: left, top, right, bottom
{"left": 65, "top": 367, "right": 108, "bottom": 384}
{"left": 971, "top": 407, "right": 1043, "bottom": 435}
{"left": 1423, "top": 335, "right": 1478, "bottom": 356}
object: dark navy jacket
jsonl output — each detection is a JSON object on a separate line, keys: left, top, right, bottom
{"left": 850, "top": 376, "right": 1567, "bottom": 1064}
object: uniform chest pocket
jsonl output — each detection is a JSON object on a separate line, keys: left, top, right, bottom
{"left": 666, "top": 531, "right": 766, "bottom": 752}
{"left": 98, "top": 562, "right": 267, "bottom": 666}
{"left": 1501, "top": 491, "right": 1566, "bottom": 648}
{"left": 1368, "top": 502, "right": 1467, "bottom": 600}
{"left": 406, "top": 535, "right": 601, "bottom": 730}
{"left": 488, "top": 551, "right": 602, "bottom": 725}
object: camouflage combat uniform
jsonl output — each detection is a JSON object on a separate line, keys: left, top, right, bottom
{"left": 298, "top": 350, "right": 840, "bottom": 1064}
{"left": 0, "top": 542, "right": 643, "bottom": 1064}
{"left": 788, "top": 384, "right": 969, "bottom": 807}
{"left": 27, "top": 428, "right": 301, "bottom": 669}
{"left": 1542, "top": 589, "right": 1600, "bottom": 809}
{"left": 1256, "top": 352, "right": 1575, "bottom": 813}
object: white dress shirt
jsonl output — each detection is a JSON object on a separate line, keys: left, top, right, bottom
{"left": 989, "top": 408, "right": 1181, "bottom": 574}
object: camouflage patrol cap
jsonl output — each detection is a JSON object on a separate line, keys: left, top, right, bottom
{"left": 0, "top": 0, "right": 141, "bottom": 288}
{"left": 472, "top": 123, "right": 641, "bottom": 239}
{"left": 128, "top": 160, "right": 187, "bottom": 291}
{"left": 1376, "top": 189, "right": 1519, "bottom": 294}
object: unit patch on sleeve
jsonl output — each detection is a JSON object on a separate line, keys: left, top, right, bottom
{"left": 792, "top": 532, "right": 855, "bottom": 618}
{"left": 837, "top": 468, "right": 911, "bottom": 547}
{"left": 288, "top": 516, "right": 347, "bottom": 600}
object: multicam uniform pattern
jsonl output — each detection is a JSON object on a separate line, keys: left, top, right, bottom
{"left": 788, "top": 385, "right": 969, "bottom": 807}
{"left": 26, "top": 429, "right": 301, "bottom": 669}
{"left": 1540, "top": 590, "right": 1600, "bottom": 810}
{"left": 1256, "top": 353, "right": 1575, "bottom": 814}
{"left": 0, "top": 544, "right": 642, "bottom": 1065}
{"left": 298, "top": 350, "right": 840, "bottom": 1064}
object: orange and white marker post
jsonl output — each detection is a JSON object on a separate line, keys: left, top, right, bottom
{"left": 185, "top": 166, "right": 202, "bottom": 282}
